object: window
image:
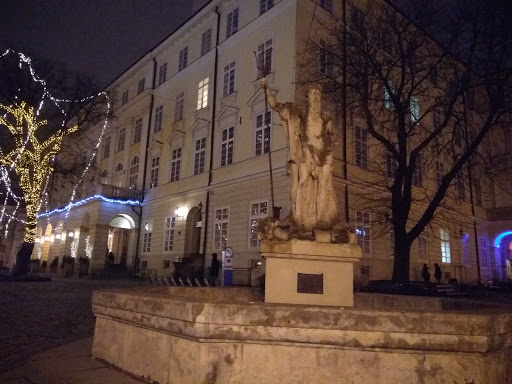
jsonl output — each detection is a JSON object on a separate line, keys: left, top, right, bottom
{"left": 462, "top": 233, "right": 471, "bottom": 266}
{"left": 115, "top": 163, "right": 123, "bottom": 172}
{"left": 223, "top": 61, "right": 236, "bottom": 97}
{"left": 457, "top": 174, "right": 465, "bottom": 201}
{"left": 319, "top": 40, "right": 333, "bottom": 76}
{"left": 129, "top": 156, "right": 139, "bottom": 189}
{"left": 214, "top": 208, "right": 229, "bottom": 249}
{"left": 150, "top": 156, "right": 159, "bottom": 188}
{"left": 158, "top": 62, "right": 167, "bottom": 85}
{"left": 249, "top": 201, "right": 268, "bottom": 247}
{"left": 226, "top": 8, "right": 239, "bottom": 38}
{"left": 255, "top": 111, "right": 271, "bottom": 156}
{"left": 133, "top": 118, "right": 142, "bottom": 144}
{"left": 319, "top": 0, "right": 333, "bottom": 13}
{"left": 479, "top": 236, "right": 490, "bottom": 267}
{"left": 474, "top": 179, "right": 482, "bottom": 206}
{"left": 143, "top": 221, "right": 152, "bottom": 253}
{"left": 197, "top": 77, "right": 209, "bottom": 110}
{"left": 355, "top": 210, "right": 371, "bottom": 255}
{"left": 221, "top": 127, "right": 234, "bottom": 166}
{"left": 384, "top": 81, "right": 395, "bottom": 110}
{"left": 164, "top": 217, "right": 176, "bottom": 252}
{"left": 178, "top": 47, "right": 188, "bottom": 71}
{"left": 194, "top": 137, "right": 206, "bottom": 175}
{"left": 354, "top": 126, "right": 368, "bottom": 169}
{"left": 417, "top": 233, "right": 428, "bottom": 260}
{"left": 430, "top": 67, "right": 438, "bottom": 86}
{"left": 433, "top": 108, "right": 442, "bottom": 129}
{"left": 154, "top": 105, "right": 163, "bottom": 133}
{"left": 122, "top": 90, "right": 129, "bottom": 105}
{"left": 117, "top": 127, "right": 125, "bottom": 152}
{"left": 435, "top": 160, "right": 444, "bottom": 188}
{"left": 260, "top": 0, "right": 273, "bottom": 15}
{"left": 103, "top": 136, "right": 111, "bottom": 158}
{"left": 101, "top": 170, "right": 108, "bottom": 180}
{"left": 386, "top": 153, "right": 398, "bottom": 179}
{"left": 351, "top": 5, "right": 364, "bottom": 31}
{"left": 410, "top": 95, "right": 420, "bottom": 124}
{"left": 175, "top": 92, "right": 184, "bottom": 122}
{"left": 170, "top": 147, "right": 181, "bottom": 182}
{"left": 440, "top": 229, "right": 451, "bottom": 263}
{"left": 201, "top": 29, "right": 212, "bottom": 56}
{"left": 257, "top": 39, "right": 273, "bottom": 78}
{"left": 413, "top": 155, "right": 423, "bottom": 187}
{"left": 138, "top": 78, "right": 145, "bottom": 94}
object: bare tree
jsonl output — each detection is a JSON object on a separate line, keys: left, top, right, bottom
{"left": 299, "top": 0, "right": 512, "bottom": 282}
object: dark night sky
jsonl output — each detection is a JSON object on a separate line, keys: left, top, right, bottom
{"left": 0, "top": 1, "right": 198, "bottom": 87}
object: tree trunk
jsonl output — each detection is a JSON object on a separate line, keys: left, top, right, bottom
{"left": 12, "top": 242, "right": 35, "bottom": 276}
{"left": 391, "top": 237, "right": 412, "bottom": 283}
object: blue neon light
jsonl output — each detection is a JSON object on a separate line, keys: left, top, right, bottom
{"left": 493, "top": 231, "right": 512, "bottom": 248}
{"left": 37, "top": 194, "right": 141, "bottom": 218}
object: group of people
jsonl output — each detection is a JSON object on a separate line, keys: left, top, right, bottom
{"left": 421, "top": 263, "right": 443, "bottom": 283}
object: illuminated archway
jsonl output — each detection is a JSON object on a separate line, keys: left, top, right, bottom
{"left": 494, "top": 231, "right": 512, "bottom": 248}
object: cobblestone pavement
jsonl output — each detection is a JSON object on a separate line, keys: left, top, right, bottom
{"left": 0, "top": 277, "right": 147, "bottom": 373}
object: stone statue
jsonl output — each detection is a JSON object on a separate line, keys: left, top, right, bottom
{"left": 260, "top": 79, "right": 353, "bottom": 243}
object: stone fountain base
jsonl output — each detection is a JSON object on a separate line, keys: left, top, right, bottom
{"left": 92, "top": 287, "right": 512, "bottom": 384}
{"left": 260, "top": 239, "right": 361, "bottom": 307}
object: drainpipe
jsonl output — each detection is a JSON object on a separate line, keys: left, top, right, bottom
{"left": 201, "top": 6, "right": 221, "bottom": 274}
{"left": 342, "top": 0, "right": 349, "bottom": 223}
{"left": 134, "top": 57, "right": 157, "bottom": 272}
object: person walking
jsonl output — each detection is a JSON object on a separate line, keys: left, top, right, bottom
{"left": 421, "top": 264, "right": 430, "bottom": 283}
{"left": 210, "top": 253, "right": 220, "bottom": 287}
{"left": 434, "top": 263, "right": 442, "bottom": 284}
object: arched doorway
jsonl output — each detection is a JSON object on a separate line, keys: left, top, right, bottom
{"left": 184, "top": 207, "right": 202, "bottom": 257}
{"left": 493, "top": 231, "right": 512, "bottom": 280}
{"left": 109, "top": 214, "right": 136, "bottom": 265}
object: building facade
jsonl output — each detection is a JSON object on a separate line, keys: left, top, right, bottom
{"left": 33, "top": 0, "right": 512, "bottom": 285}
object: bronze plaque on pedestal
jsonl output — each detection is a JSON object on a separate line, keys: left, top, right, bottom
{"left": 297, "top": 273, "right": 323, "bottom": 294}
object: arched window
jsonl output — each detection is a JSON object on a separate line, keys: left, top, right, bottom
{"left": 129, "top": 156, "right": 139, "bottom": 189}
{"left": 115, "top": 163, "right": 123, "bottom": 172}
{"left": 101, "top": 170, "right": 108, "bottom": 178}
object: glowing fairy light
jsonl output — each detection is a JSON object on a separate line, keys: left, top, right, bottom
{"left": 85, "top": 236, "right": 93, "bottom": 258}
{"left": 70, "top": 237, "right": 79, "bottom": 258}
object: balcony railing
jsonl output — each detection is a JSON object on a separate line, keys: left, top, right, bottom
{"left": 487, "top": 206, "right": 512, "bottom": 221}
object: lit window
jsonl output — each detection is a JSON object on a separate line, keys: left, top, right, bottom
{"left": 201, "top": 29, "right": 212, "bottom": 56}
{"left": 221, "top": 127, "right": 234, "bottom": 166}
{"left": 257, "top": 39, "right": 273, "bottom": 78}
{"left": 226, "top": 8, "right": 239, "bottom": 38}
{"left": 150, "top": 156, "right": 159, "bottom": 188}
{"left": 158, "top": 63, "right": 167, "bottom": 85}
{"left": 164, "top": 217, "right": 176, "bottom": 252}
{"left": 319, "top": 39, "right": 333, "bottom": 76}
{"left": 260, "top": 0, "right": 273, "bottom": 15}
{"left": 479, "top": 236, "right": 490, "bottom": 267}
{"left": 356, "top": 210, "right": 371, "bottom": 254}
{"left": 133, "top": 118, "right": 142, "bottom": 144}
{"left": 384, "top": 80, "right": 395, "bottom": 110}
{"left": 194, "top": 137, "right": 206, "bottom": 175}
{"left": 249, "top": 201, "right": 268, "bottom": 248}
{"left": 117, "top": 127, "right": 125, "bottom": 152}
{"left": 440, "top": 229, "right": 451, "bottom": 263}
{"left": 223, "top": 61, "right": 236, "bottom": 97}
{"left": 462, "top": 233, "right": 471, "bottom": 266}
{"left": 138, "top": 78, "right": 145, "bottom": 94}
{"left": 179, "top": 47, "right": 188, "bottom": 72}
{"left": 175, "top": 92, "right": 184, "bottom": 122}
{"left": 129, "top": 156, "right": 139, "bottom": 189}
{"left": 170, "top": 147, "right": 181, "bottom": 182}
{"left": 143, "top": 221, "right": 153, "bottom": 253}
{"left": 103, "top": 136, "right": 111, "bottom": 159}
{"left": 354, "top": 126, "right": 368, "bottom": 169}
{"left": 412, "top": 154, "right": 423, "bottom": 187}
{"left": 410, "top": 95, "right": 420, "bottom": 124}
{"left": 154, "top": 105, "right": 163, "bottom": 133}
{"left": 255, "top": 111, "right": 271, "bottom": 156}
{"left": 197, "top": 77, "right": 209, "bottom": 110}
{"left": 214, "top": 208, "right": 229, "bottom": 249}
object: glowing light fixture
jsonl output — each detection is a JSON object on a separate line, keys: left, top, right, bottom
{"left": 175, "top": 207, "right": 189, "bottom": 217}
{"left": 68, "top": 232, "right": 74, "bottom": 238}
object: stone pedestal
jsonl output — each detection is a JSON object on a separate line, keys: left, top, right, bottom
{"left": 260, "top": 239, "right": 361, "bottom": 307}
